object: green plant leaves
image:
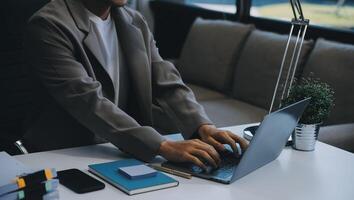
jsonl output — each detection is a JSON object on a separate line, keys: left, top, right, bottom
{"left": 282, "top": 77, "right": 335, "bottom": 124}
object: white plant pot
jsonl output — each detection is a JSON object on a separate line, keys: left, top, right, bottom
{"left": 292, "top": 123, "right": 321, "bottom": 151}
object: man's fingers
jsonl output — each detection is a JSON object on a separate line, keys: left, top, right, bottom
{"left": 192, "top": 149, "right": 217, "bottom": 168}
{"left": 206, "top": 137, "right": 225, "bottom": 152}
{"left": 184, "top": 153, "right": 206, "bottom": 170}
{"left": 228, "top": 132, "right": 249, "bottom": 151}
{"left": 215, "top": 131, "right": 239, "bottom": 154}
{"left": 194, "top": 140, "right": 221, "bottom": 165}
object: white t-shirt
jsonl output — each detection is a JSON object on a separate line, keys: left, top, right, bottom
{"left": 86, "top": 10, "right": 120, "bottom": 105}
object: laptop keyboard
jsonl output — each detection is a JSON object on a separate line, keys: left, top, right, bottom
{"left": 162, "top": 149, "right": 241, "bottom": 181}
{"left": 190, "top": 150, "right": 241, "bottom": 179}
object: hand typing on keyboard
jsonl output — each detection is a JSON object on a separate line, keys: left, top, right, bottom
{"left": 192, "top": 147, "right": 241, "bottom": 174}
{"left": 159, "top": 125, "right": 247, "bottom": 172}
{"left": 198, "top": 125, "right": 248, "bottom": 156}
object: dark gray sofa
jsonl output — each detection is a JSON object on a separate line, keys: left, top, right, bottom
{"left": 174, "top": 18, "right": 354, "bottom": 153}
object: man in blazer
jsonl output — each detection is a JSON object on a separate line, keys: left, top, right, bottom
{"left": 24, "top": 0, "right": 247, "bottom": 169}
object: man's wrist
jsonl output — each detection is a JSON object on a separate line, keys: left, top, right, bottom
{"left": 198, "top": 124, "right": 216, "bottom": 137}
{"left": 158, "top": 140, "right": 170, "bottom": 157}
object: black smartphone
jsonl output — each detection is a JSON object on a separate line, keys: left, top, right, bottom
{"left": 58, "top": 168, "right": 105, "bottom": 194}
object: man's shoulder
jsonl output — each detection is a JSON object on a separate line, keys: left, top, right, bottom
{"left": 120, "top": 6, "right": 148, "bottom": 28}
{"left": 29, "top": 0, "right": 72, "bottom": 27}
{"left": 121, "top": 6, "right": 143, "bottom": 20}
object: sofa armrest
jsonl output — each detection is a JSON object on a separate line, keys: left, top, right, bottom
{"left": 319, "top": 123, "right": 354, "bottom": 153}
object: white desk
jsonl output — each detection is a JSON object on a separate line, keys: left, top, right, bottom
{"left": 15, "top": 124, "right": 354, "bottom": 200}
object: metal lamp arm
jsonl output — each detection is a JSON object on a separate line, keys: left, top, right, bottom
{"left": 290, "top": 0, "right": 305, "bottom": 21}
{"left": 268, "top": 0, "right": 310, "bottom": 113}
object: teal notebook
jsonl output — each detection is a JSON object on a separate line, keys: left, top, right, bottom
{"left": 88, "top": 159, "right": 178, "bottom": 195}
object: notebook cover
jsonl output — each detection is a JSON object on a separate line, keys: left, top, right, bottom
{"left": 0, "top": 152, "right": 32, "bottom": 186}
{"left": 0, "top": 190, "right": 60, "bottom": 200}
{"left": 0, "top": 168, "right": 57, "bottom": 197}
{"left": 0, "top": 152, "right": 33, "bottom": 196}
{"left": 0, "top": 179, "right": 59, "bottom": 200}
{"left": 88, "top": 159, "right": 178, "bottom": 195}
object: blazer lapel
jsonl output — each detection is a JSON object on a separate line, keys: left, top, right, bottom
{"left": 66, "top": 0, "right": 115, "bottom": 100}
{"left": 113, "top": 7, "right": 153, "bottom": 125}
{"left": 66, "top": 0, "right": 152, "bottom": 124}
{"left": 84, "top": 32, "right": 116, "bottom": 100}
{"left": 83, "top": 31, "right": 107, "bottom": 71}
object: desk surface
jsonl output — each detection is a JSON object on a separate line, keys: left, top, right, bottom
{"left": 15, "top": 124, "right": 354, "bottom": 200}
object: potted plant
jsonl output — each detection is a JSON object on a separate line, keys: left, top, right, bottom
{"left": 282, "top": 76, "right": 335, "bottom": 151}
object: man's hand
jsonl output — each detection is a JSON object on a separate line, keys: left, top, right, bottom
{"left": 158, "top": 140, "right": 221, "bottom": 170}
{"left": 198, "top": 125, "right": 248, "bottom": 154}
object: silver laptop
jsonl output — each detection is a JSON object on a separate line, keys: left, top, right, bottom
{"left": 162, "top": 98, "right": 310, "bottom": 184}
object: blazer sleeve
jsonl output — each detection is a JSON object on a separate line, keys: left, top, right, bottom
{"left": 134, "top": 14, "right": 214, "bottom": 139}
{"left": 25, "top": 16, "right": 165, "bottom": 162}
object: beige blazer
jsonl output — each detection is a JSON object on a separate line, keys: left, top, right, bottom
{"left": 23, "top": 0, "right": 211, "bottom": 161}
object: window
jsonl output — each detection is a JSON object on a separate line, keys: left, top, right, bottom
{"left": 185, "top": 0, "right": 237, "bottom": 13}
{"left": 251, "top": 0, "right": 354, "bottom": 30}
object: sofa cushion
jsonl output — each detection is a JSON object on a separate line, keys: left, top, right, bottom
{"left": 187, "top": 83, "right": 226, "bottom": 101}
{"left": 302, "top": 38, "right": 354, "bottom": 125}
{"left": 319, "top": 123, "right": 354, "bottom": 153}
{"left": 178, "top": 18, "right": 254, "bottom": 92}
{"left": 232, "top": 29, "right": 313, "bottom": 110}
{"left": 199, "top": 98, "right": 267, "bottom": 128}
